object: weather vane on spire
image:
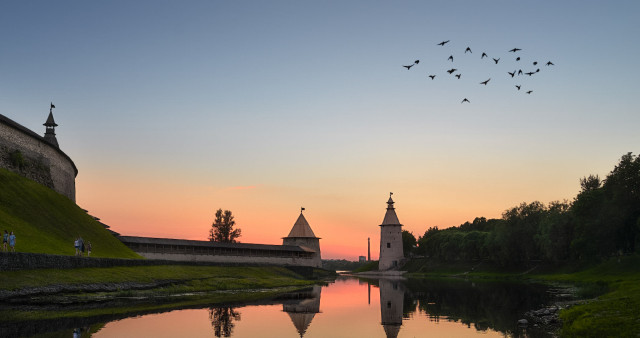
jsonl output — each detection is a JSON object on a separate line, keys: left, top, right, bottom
{"left": 301, "top": 207, "right": 305, "bottom": 213}
{"left": 390, "top": 192, "right": 393, "bottom": 197}
{"left": 50, "top": 102, "right": 55, "bottom": 114}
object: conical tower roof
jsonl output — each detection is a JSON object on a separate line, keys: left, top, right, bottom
{"left": 44, "top": 111, "right": 58, "bottom": 127}
{"left": 383, "top": 324, "right": 401, "bottom": 338}
{"left": 380, "top": 195, "right": 401, "bottom": 226}
{"left": 287, "top": 312, "right": 316, "bottom": 337}
{"left": 286, "top": 212, "right": 318, "bottom": 238}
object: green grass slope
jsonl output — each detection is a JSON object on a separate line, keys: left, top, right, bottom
{"left": 0, "top": 168, "right": 140, "bottom": 258}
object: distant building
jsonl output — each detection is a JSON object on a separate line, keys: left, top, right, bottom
{"left": 119, "top": 209, "right": 322, "bottom": 268}
{"left": 378, "top": 194, "right": 404, "bottom": 270}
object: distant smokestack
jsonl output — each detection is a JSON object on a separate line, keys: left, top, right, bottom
{"left": 368, "top": 237, "right": 371, "bottom": 261}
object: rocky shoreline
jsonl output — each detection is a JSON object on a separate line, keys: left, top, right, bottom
{"left": 518, "top": 285, "right": 586, "bottom": 337}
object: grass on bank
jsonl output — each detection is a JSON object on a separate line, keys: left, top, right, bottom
{"left": 1, "top": 285, "right": 308, "bottom": 322}
{"left": 0, "top": 168, "right": 139, "bottom": 258}
{"left": 402, "top": 255, "right": 640, "bottom": 337}
{"left": 0, "top": 265, "right": 312, "bottom": 291}
{"left": 535, "top": 255, "right": 640, "bottom": 337}
{"left": 0, "top": 265, "right": 316, "bottom": 322}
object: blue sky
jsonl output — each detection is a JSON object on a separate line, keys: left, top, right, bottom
{"left": 1, "top": 1, "right": 639, "bottom": 258}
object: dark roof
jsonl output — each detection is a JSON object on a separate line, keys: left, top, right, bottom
{"left": 44, "top": 111, "right": 58, "bottom": 127}
{"left": 118, "top": 236, "right": 316, "bottom": 253}
{"left": 0, "top": 113, "right": 78, "bottom": 176}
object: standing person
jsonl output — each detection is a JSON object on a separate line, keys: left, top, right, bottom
{"left": 79, "top": 237, "right": 85, "bottom": 257}
{"left": 87, "top": 241, "right": 92, "bottom": 257}
{"left": 8, "top": 231, "right": 16, "bottom": 252}
{"left": 2, "top": 230, "right": 8, "bottom": 252}
{"left": 74, "top": 238, "right": 80, "bottom": 256}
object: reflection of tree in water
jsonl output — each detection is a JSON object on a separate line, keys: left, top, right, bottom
{"left": 403, "top": 279, "right": 551, "bottom": 337}
{"left": 208, "top": 307, "right": 241, "bottom": 337}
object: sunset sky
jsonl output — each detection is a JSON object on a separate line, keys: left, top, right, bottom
{"left": 1, "top": 1, "right": 639, "bottom": 260}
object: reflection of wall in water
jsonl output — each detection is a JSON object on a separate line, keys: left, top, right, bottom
{"left": 283, "top": 285, "right": 322, "bottom": 337}
{"left": 379, "top": 279, "right": 404, "bottom": 338}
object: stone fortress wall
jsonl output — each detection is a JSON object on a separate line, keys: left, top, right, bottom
{"left": 0, "top": 114, "right": 77, "bottom": 201}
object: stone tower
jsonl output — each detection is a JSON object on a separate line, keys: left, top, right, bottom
{"left": 283, "top": 209, "right": 322, "bottom": 268}
{"left": 43, "top": 103, "right": 59, "bottom": 148}
{"left": 378, "top": 193, "right": 404, "bottom": 270}
{"left": 379, "top": 279, "right": 404, "bottom": 338}
{"left": 283, "top": 285, "right": 322, "bottom": 337}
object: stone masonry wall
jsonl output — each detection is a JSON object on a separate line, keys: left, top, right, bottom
{"left": 0, "top": 115, "right": 76, "bottom": 201}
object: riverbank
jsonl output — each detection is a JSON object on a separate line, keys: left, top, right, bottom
{"left": 0, "top": 265, "right": 328, "bottom": 317}
{"left": 0, "top": 264, "right": 334, "bottom": 337}
{"left": 401, "top": 255, "right": 640, "bottom": 337}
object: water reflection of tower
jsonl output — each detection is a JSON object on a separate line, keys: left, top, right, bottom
{"left": 379, "top": 279, "right": 404, "bottom": 338}
{"left": 283, "top": 285, "right": 322, "bottom": 337}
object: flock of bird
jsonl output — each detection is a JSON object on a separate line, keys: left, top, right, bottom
{"left": 403, "top": 40, "right": 555, "bottom": 104}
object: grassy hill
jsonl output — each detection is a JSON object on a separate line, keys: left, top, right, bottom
{"left": 0, "top": 168, "right": 140, "bottom": 258}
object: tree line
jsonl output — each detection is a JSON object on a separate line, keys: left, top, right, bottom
{"left": 405, "top": 153, "right": 640, "bottom": 266}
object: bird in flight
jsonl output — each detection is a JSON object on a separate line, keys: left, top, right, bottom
{"left": 526, "top": 90, "right": 533, "bottom": 94}
{"left": 480, "top": 78, "right": 491, "bottom": 85}
{"left": 447, "top": 68, "right": 457, "bottom": 74}
{"left": 508, "top": 71, "right": 516, "bottom": 78}
{"left": 518, "top": 69, "right": 523, "bottom": 75}
{"left": 438, "top": 40, "right": 450, "bottom": 46}
{"left": 536, "top": 68, "right": 540, "bottom": 73}
{"left": 403, "top": 64, "right": 414, "bottom": 70}
{"left": 509, "top": 48, "right": 522, "bottom": 52}
{"left": 546, "top": 61, "right": 554, "bottom": 66}
{"left": 414, "top": 60, "right": 420, "bottom": 64}
{"left": 493, "top": 58, "right": 500, "bottom": 64}
{"left": 428, "top": 75, "right": 436, "bottom": 80}
{"left": 515, "top": 85, "right": 521, "bottom": 90}
{"left": 516, "top": 57, "right": 521, "bottom": 61}
{"left": 461, "top": 98, "right": 470, "bottom": 103}
{"left": 481, "top": 52, "right": 488, "bottom": 59}
{"left": 455, "top": 74, "right": 461, "bottom": 79}
{"left": 465, "top": 47, "right": 472, "bottom": 53}
{"left": 533, "top": 61, "right": 538, "bottom": 66}
{"left": 525, "top": 72, "right": 535, "bottom": 76}
{"left": 448, "top": 55, "right": 454, "bottom": 62}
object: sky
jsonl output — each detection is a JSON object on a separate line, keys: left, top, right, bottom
{"left": 1, "top": 1, "right": 639, "bottom": 260}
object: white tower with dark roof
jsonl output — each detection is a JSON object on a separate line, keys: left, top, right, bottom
{"left": 379, "top": 193, "right": 404, "bottom": 270}
{"left": 283, "top": 208, "right": 321, "bottom": 268}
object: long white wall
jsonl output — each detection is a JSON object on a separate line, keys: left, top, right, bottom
{"left": 137, "top": 251, "right": 319, "bottom": 267}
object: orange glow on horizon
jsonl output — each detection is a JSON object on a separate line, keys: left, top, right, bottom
{"left": 76, "top": 161, "right": 581, "bottom": 260}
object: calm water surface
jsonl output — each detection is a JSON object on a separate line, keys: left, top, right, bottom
{"left": 16, "top": 276, "right": 555, "bottom": 337}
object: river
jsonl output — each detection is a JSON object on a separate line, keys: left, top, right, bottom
{"left": 7, "top": 276, "right": 559, "bottom": 337}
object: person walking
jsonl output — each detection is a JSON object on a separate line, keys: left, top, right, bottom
{"left": 87, "top": 241, "right": 92, "bottom": 257}
{"left": 2, "top": 230, "right": 8, "bottom": 252}
{"left": 74, "top": 238, "right": 80, "bottom": 256}
{"left": 79, "top": 237, "right": 85, "bottom": 257}
{"left": 8, "top": 231, "right": 16, "bottom": 252}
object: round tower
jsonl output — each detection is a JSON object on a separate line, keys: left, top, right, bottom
{"left": 379, "top": 279, "right": 404, "bottom": 338}
{"left": 283, "top": 208, "right": 321, "bottom": 268}
{"left": 378, "top": 193, "right": 404, "bottom": 270}
{"left": 43, "top": 102, "right": 59, "bottom": 148}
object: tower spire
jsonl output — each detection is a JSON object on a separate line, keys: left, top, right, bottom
{"left": 43, "top": 102, "right": 59, "bottom": 148}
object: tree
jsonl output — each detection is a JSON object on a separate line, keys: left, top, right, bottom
{"left": 209, "top": 307, "right": 241, "bottom": 337}
{"left": 402, "top": 230, "right": 417, "bottom": 257}
{"left": 209, "top": 209, "right": 241, "bottom": 243}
